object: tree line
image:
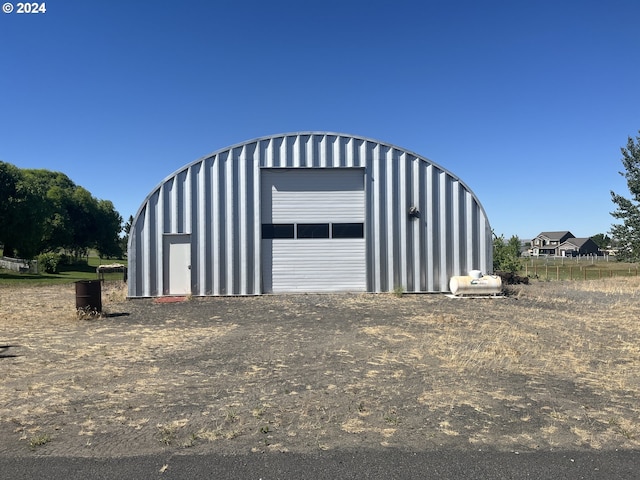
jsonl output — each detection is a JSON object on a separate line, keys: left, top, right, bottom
{"left": 0, "top": 161, "right": 123, "bottom": 261}
{"left": 610, "top": 130, "right": 640, "bottom": 263}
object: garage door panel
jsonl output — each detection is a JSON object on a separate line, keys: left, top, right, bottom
{"left": 262, "top": 169, "right": 364, "bottom": 223}
{"left": 270, "top": 240, "right": 366, "bottom": 292}
{"left": 271, "top": 191, "right": 364, "bottom": 223}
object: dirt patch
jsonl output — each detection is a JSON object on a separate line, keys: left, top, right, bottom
{"left": 0, "top": 279, "right": 639, "bottom": 457}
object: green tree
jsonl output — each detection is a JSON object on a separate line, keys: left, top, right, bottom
{"left": 0, "top": 166, "right": 49, "bottom": 259}
{"left": 119, "top": 214, "right": 134, "bottom": 257}
{"left": 67, "top": 186, "right": 98, "bottom": 259}
{"left": 590, "top": 233, "right": 611, "bottom": 250}
{"left": 123, "top": 215, "right": 133, "bottom": 236}
{"left": 493, "top": 233, "right": 522, "bottom": 273}
{"left": 610, "top": 131, "right": 640, "bottom": 262}
{"left": 0, "top": 161, "right": 21, "bottom": 255}
{"left": 22, "top": 168, "right": 76, "bottom": 253}
{"left": 94, "top": 200, "right": 123, "bottom": 258}
{"left": 0, "top": 162, "right": 123, "bottom": 260}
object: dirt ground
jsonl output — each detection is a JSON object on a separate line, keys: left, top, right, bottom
{"left": 0, "top": 279, "right": 639, "bottom": 457}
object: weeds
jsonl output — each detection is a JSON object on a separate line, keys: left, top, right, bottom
{"left": 29, "top": 433, "right": 51, "bottom": 449}
{"left": 76, "top": 307, "right": 103, "bottom": 321}
{"left": 224, "top": 407, "right": 238, "bottom": 422}
{"left": 392, "top": 285, "right": 405, "bottom": 297}
{"left": 157, "top": 420, "right": 189, "bottom": 445}
{"left": 608, "top": 417, "right": 636, "bottom": 440}
{"left": 252, "top": 405, "right": 266, "bottom": 418}
{"left": 157, "top": 424, "right": 176, "bottom": 445}
{"left": 384, "top": 409, "right": 400, "bottom": 426}
{"left": 196, "top": 428, "right": 223, "bottom": 442}
{"left": 181, "top": 433, "right": 198, "bottom": 448}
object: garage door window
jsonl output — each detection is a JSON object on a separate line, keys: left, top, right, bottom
{"left": 332, "top": 223, "right": 364, "bottom": 239}
{"left": 262, "top": 222, "right": 364, "bottom": 239}
{"left": 262, "top": 224, "right": 295, "bottom": 239}
{"left": 297, "top": 223, "right": 330, "bottom": 238}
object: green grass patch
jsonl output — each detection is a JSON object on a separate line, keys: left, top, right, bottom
{"left": 0, "top": 256, "right": 126, "bottom": 286}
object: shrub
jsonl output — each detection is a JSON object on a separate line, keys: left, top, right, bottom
{"left": 493, "top": 233, "right": 522, "bottom": 273}
{"left": 37, "top": 252, "right": 61, "bottom": 274}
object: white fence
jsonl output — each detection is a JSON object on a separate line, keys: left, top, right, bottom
{"left": 524, "top": 254, "right": 616, "bottom": 264}
{"left": 0, "top": 256, "right": 38, "bottom": 273}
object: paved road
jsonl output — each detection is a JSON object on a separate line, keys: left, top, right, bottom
{"left": 1, "top": 449, "right": 638, "bottom": 479}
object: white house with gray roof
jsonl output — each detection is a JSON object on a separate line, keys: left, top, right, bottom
{"left": 531, "top": 231, "right": 599, "bottom": 256}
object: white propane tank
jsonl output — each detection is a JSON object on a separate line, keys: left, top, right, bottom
{"left": 469, "top": 269, "right": 482, "bottom": 279}
{"left": 449, "top": 273, "right": 502, "bottom": 296}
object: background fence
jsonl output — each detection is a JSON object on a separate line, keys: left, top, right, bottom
{"left": 521, "top": 256, "right": 639, "bottom": 281}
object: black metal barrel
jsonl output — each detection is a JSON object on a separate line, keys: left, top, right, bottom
{"left": 75, "top": 280, "right": 102, "bottom": 313}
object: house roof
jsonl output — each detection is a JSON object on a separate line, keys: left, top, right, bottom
{"left": 536, "top": 231, "right": 574, "bottom": 240}
{"left": 560, "top": 237, "right": 594, "bottom": 248}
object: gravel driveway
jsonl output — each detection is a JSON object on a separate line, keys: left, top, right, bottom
{"left": 1, "top": 279, "right": 639, "bottom": 457}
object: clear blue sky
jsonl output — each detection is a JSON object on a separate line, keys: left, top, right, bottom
{"left": 2, "top": 0, "right": 639, "bottom": 240}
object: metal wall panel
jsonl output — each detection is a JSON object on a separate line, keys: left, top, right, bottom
{"left": 128, "top": 132, "right": 492, "bottom": 297}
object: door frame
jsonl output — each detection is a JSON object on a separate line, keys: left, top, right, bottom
{"left": 163, "top": 234, "right": 192, "bottom": 295}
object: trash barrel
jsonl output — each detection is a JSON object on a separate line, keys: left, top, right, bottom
{"left": 75, "top": 280, "right": 102, "bottom": 313}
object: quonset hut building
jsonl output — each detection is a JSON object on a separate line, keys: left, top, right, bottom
{"left": 127, "top": 132, "right": 492, "bottom": 297}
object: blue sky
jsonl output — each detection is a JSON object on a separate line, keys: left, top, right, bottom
{"left": 1, "top": 0, "right": 639, "bottom": 240}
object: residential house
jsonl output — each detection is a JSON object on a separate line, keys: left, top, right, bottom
{"left": 558, "top": 237, "right": 599, "bottom": 256}
{"left": 531, "top": 231, "right": 574, "bottom": 256}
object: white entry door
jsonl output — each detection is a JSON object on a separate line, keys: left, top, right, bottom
{"left": 165, "top": 235, "right": 191, "bottom": 295}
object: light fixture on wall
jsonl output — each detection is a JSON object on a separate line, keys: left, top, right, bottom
{"left": 408, "top": 206, "right": 420, "bottom": 219}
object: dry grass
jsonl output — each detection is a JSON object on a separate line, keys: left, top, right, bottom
{"left": 1, "top": 278, "right": 639, "bottom": 456}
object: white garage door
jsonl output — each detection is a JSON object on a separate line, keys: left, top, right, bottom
{"left": 261, "top": 169, "right": 366, "bottom": 293}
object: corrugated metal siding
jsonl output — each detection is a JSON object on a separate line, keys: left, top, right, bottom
{"left": 128, "top": 132, "right": 492, "bottom": 297}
